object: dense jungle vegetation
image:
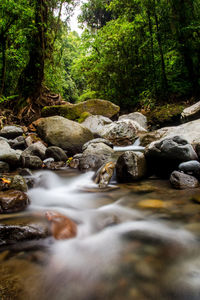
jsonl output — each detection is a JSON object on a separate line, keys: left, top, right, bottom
{"left": 1, "top": 0, "right": 200, "bottom": 111}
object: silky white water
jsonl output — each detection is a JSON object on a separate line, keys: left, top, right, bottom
{"left": 24, "top": 170, "right": 200, "bottom": 299}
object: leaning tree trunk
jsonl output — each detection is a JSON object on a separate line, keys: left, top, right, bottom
{"left": 17, "top": 0, "right": 47, "bottom": 103}
{"left": 0, "top": 36, "right": 7, "bottom": 96}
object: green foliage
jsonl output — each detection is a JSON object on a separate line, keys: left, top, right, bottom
{"left": 78, "top": 90, "right": 98, "bottom": 102}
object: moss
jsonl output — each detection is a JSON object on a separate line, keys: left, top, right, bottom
{"left": 147, "top": 103, "right": 185, "bottom": 127}
{"left": 41, "top": 99, "right": 120, "bottom": 120}
{"left": 77, "top": 111, "right": 92, "bottom": 123}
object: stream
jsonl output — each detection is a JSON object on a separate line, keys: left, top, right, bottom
{"left": 1, "top": 169, "right": 200, "bottom": 299}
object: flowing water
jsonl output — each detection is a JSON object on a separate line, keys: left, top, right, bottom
{"left": 1, "top": 169, "right": 200, "bottom": 299}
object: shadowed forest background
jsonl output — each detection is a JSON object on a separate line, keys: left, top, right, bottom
{"left": 1, "top": 0, "right": 200, "bottom": 115}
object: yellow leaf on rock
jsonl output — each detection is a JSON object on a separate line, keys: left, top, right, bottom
{"left": 1, "top": 178, "right": 11, "bottom": 184}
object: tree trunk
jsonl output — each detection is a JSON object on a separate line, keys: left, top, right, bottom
{"left": 0, "top": 37, "right": 7, "bottom": 96}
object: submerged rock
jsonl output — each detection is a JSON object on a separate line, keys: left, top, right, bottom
{"left": 0, "top": 190, "right": 29, "bottom": 213}
{"left": 116, "top": 151, "right": 147, "bottom": 183}
{"left": 138, "top": 199, "right": 165, "bottom": 209}
{"left": 45, "top": 211, "right": 77, "bottom": 240}
{"left": 36, "top": 116, "right": 94, "bottom": 155}
{"left": 170, "top": 171, "right": 199, "bottom": 189}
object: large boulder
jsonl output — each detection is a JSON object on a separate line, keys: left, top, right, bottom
{"left": 145, "top": 136, "right": 198, "bottom": 178}
{"left": 41, "top": 99, "right": 120, "bottom": 120}
{"left": 141, "top": 119, "right": 200, "bottom": 147}
{"left": 0, "top": 125, "right": 23, "bottom": 139}
{"left": 116, "top": 151, "right": 147, "bottom": 182}
{"left": 119, "top": 112, "right": 148, "bottom": 130}
{"left": 181, "top": 101, "right": 200, "bottom": 122}
{"left": 0, "top": 190, "right": 29, "bottom": 213}
{"left": 81, "top": 115, "right": 112, "bottom": 137}
{"left": 100, "top": 119, "right": 147, "bottom": 146}
{"left": 0, "top": 140, "right": 19, "bottom": 167}
{"left": 36, "top": 116, "right": 94, "bottom": 155}
{"left": 170, "top": 171, "right": 199, "bottom": 189}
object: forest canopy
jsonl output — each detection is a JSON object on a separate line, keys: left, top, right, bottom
{"left": 0, "top": 0, "right": 200, "bottom": 110}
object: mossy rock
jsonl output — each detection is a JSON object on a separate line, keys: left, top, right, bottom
{"left": 41, "top": 99, "right": 120, "bottom": 120}
{"left": 77, "top": 111, "right": 92, "bottom": 123}
{"left": 146, "top": 103, "right": 185, "bottom": 128}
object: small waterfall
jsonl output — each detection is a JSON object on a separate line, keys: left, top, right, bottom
{"left": 113, "top": 138, "right": 145, "bottom": 152}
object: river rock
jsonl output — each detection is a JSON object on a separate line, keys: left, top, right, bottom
{"left": 10, "top": 175, "right": 28, "bottom": 192}
{"left": 0, "top": 125, "right": 23, "bottom": 139}
{"left": 116, "top": 151, "right": 147, "bottom": 183}
{"left": 36, "top": 116, "right": 94, "bottom": 155}
{"left": 94, "top": 161, "right": 116, "bottom": 188}
{"left": 21, "top": 155, "right": 43, "bottom": 169}
{"left": 45, "top": 146, "right": 68, "bottom": 162}
{"left": 0, "top": 161, "right": 9, "bottom": 173}
{"left": 141, "top": 119, "right": 200, "bottom": 146}
{"left": 81, "top": 115, "right": 113, "bottom": 137}
{"left": 45, "top": 211, "right": 77, "bottom": 240}
{"left": 78, "top": 142, "right": 114, "bottom": 171}
{"left": 82, "top": 138, "right": 113, "bottom": 151}
{"left": 8, "top": 136, "right": 26, "bottom": 150}
{"left": 119, "top": 112, "right": 148, "bottom": 130}
{"left": 0, "top": 190, "right": 29, "bottom": 213}
{"left": 181, "top": 101, "right": 200, "bottom": 122}
{"left": 101, "top": 119, "right": 147, "bottom": 146}
{"left": 170, "top": 171, "right": 199, "bottom": 189}
{"left": 145, "top": 136, "right": 198, "bottom": 177}
{"left": 0, "top": 140, "right": 19, "bottom": 167}
{"left": 0, "top": 223, "right": 50, "bottom": 246}
{"left": 178, "top": 160, "right": 200, "bottom": 179}
{"left": 41, "top": 99, "right": 120, "bottom": 119}
{"left": 21, "top": 141, "right": 47, "bottom": 160}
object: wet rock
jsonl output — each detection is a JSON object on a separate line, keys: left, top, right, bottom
{"left": 94, "top": 161, "right": 116, "bottom": 188}
{"left": 0, "top": 223, "right": 49, "bottom": 246}
{"left": 0, "top": 140, "right": 19, "bottom": 167}
{"left": 36, "top": 116, "right": 94, "bottom": 155}
{"left": 137, "top": 199, "right": 165, "bottom": 209}
{"left": 0, "top": 161, "right": 9, "bottom": 173}
{"left": 0, "top": 125, "right": 23, "bottom": 139}
{"left": 81, "top": 115, "right": 113, "bottom": 137}
{"left": 170, "top": 171, "right": 199, "bottom": 189}
{"left": 43, "top": 157, "right": 55, "bottom": 168}
{"left": 45, "top": 146, "right": 68, "bottom": 162}
{"left": 10, "top": 175, "right": 28, "bottom": 192}
{"left": 79, "top": 142, "right": 114, "bottom": 171}
{"left": 116, "top": 151, "right": 147, "bottom": 183}
{"left": 45, "top": 211, "right": 77, "bottom": 240}
{"left": 0, "top": 190, "right": 29, "bottom": 213}
{"left": 119, "top": 112, "right": 148, "bottom": 130}
{"left": 78, "top": 154, "right": 105, "bottom": 171}
{"left": 21, "top": 155, "right": 43, "bottom": 169}
{"left": 145, "top": 136, "right": 198, "bottom": 178}
{"left": 178, "top": 160, "right": 200, "bottom": 179}
{"left": 44, "top": 161, "right": 66, "bottom": 170}
{"left": 18, "top": 168, "right": 33, "bottom": 177}
{"left": 21, "top": 141, "right": 47, "bottom": 160}
{"left": 140, "top": 131, "right": 164, "bottom": 147}
{"left": 101, "top": 119, "right": 147, "bottom": 146}
{"left": 82, "top": 138, "right": 113, "bottom": 151}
